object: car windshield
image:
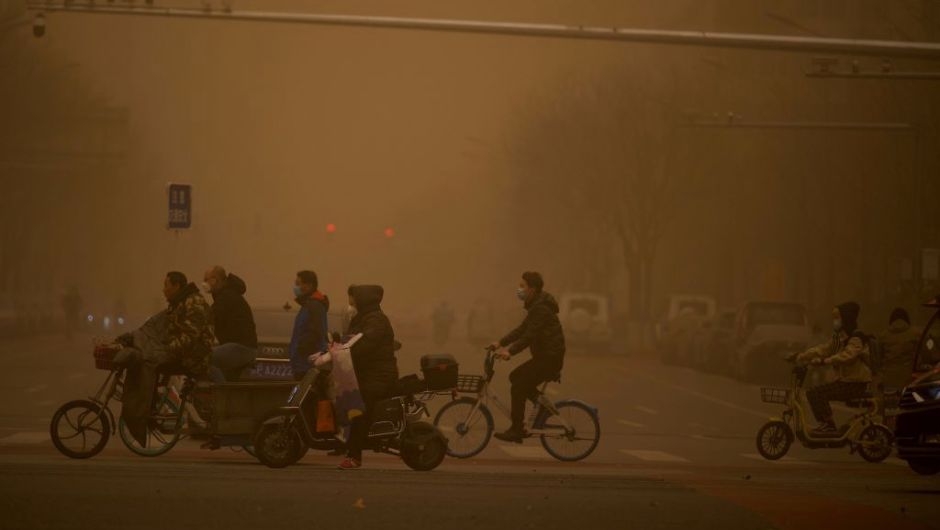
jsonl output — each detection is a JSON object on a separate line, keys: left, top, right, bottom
{"left": 916, "top": 312, "right": 940, "bottom": 368}
{"left": 253, "top": 308, "right": 295, "bottom": 340}
{"left": 678, "top": 301, "right": 710, "bottom": 316}
{"left": 748, "top": 304, "right": 805, "bottom": 327}
{"left": 569, "top": 298, "right": 600, "bottom": 316}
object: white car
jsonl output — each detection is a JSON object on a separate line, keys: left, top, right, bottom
{"left": 558, "top": 292, "right": 613, "bottom": 353}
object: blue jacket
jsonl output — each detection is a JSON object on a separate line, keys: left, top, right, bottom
{"left": 288, "top": 291, "right": 330, "bottom": 377}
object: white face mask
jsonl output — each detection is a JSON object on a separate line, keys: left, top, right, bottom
{"left": 347, "top": 305, "right": 357, "bottom": 317}
{"left": 200, "top": 282, "right": 211, "bottom": 294}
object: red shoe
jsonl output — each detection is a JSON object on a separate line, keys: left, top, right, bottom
{"left": 337, "top": 457, "right": 361, "bottom": 470}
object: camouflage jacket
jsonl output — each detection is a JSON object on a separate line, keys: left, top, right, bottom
{"left": 797, "top": 331, "right": 872, "bottom": 383}
{"left": 165, "top": 282, "right": 215, "bottom": 376}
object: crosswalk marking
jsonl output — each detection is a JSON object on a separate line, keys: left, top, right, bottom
{"left": 634, "top": 406, "right": 658, "bottom": 415}
{"left": 499, "top": 445, "right": 550, "bottom": 459}
{"left": 0, "top": 432, "right": 49, "bottom": 445}
{"left": 617, "top": 419, "right": 646, "bottom": 428}
{"left": 739, "top": 453, "right": 815, "bottom": 465}
{"left": 620, "top": 449, "right": 689, "bottom": 463}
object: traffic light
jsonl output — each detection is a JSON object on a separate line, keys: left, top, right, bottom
{"left": 384, "top": 227, "right": 395, "bottom": 238}
{"left": 326, "top": 223, "right": 337, "bottom": 234}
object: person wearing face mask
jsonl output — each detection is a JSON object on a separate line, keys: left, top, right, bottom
{"left": 287, "top": 270, "right": 330, "bottom": 381}
{"left": 336, "top": 284, "right": 399, "bottom": 469}
{"left": 202, "top": 266, "right": 258, "bottom": 383}
{"left": 489, "top": 271, "right": 566, "bottom": 443}
{"left": 794, "top": 301, "right": 873, "bottom": 434}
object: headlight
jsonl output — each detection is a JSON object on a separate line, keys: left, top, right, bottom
{"left": 86, "top": 314, "right": 94, "bottom": 323}
{"left": 912, "top": 385, "right": 940, "bottom": 403}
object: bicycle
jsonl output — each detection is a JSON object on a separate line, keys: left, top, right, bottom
{"left": 50, "top": 341, "right": 206, "bottom": 458}
{"left": 432, "top": 346, "right": 600, "bottom": 462}
{"left": 755, "top": 359, "right": 893, "bottom": 463}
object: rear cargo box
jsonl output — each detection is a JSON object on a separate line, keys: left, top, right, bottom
{"left": 420, "top": 354, "right": 458, "bottom": 390}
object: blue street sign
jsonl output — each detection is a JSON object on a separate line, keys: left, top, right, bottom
{"left": 168, "top": 184, "right": 192, "bottom": 229}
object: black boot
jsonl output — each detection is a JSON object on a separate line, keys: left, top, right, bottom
{"left": 494, "top": 426, "right": 525, "bottom": 443}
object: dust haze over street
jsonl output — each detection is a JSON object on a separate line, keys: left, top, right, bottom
{"left": 2, "top": 1, "right": 940, "bottom": 529}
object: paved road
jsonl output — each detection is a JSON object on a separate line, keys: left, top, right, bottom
{"left": 1, "top": 334, "right": 938, "bottom": 529}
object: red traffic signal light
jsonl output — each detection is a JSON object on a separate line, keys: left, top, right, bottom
{"left": 384, "top": 227, "right": 395, "bottom": 238}
{"left": 326, "top": 223, "right": 337, "bottom": 234}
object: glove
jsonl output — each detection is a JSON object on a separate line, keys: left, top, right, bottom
{"left": 117, "top": 333, "right": 134, "bottom": 347}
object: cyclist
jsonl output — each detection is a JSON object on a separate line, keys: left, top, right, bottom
{"left": 795, "top": 301, "right": 872, "bottom": 435}
{"left": 490, "top": 271, "right": 566, "bottom": 443}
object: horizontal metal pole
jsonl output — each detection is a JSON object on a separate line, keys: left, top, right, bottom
{"left": 682, "top": 120, "right": 915, "bottom": 131}
{"left": 23, "top": 2, "right": 940, "bottom": 59}
{"left": 806, "top": 70, "right": 940, "bottom": 80}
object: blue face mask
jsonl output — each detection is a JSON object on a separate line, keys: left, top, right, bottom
{"left": 516, "top": 288, "right": 527, "bottom": 301}
{"left": 293, "top": 286, "right": 304, "bottom": 298}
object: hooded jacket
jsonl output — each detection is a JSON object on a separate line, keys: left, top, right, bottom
{"left": 211, "top": 274, "right": 258, "bottom": 348}
{"left": 165, "top": 282, "right": 215, "bottom": 377}
{"left": 347, "top": 285, "right": 399, "bottom": 401}
{"left": 499, "top": 291, "right": 566, "bottom": 365}
{"left": 288, "top": 290, "right": 330, "bottom": 377}
{"left": 879, "top": 318, "right": 921, "bottom": 387}
{"left": 796, "top": 302, "right": 871, "bottom": 383}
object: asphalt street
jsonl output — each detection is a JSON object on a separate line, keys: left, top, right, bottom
{"left": 1, "top": 332, "right": 938, "bottom": 530}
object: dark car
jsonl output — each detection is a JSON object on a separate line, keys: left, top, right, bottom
{"left": 894, "top": 294, "right": 940, "bottom": 476}
{"left": 729, "top": 301, "right": 811, "bottom": 383}
{"left": 252, "top": 303, "right": 344, "bottom": 359}
{"left": 691, "top": 309, "right": 737, "bottom": 373}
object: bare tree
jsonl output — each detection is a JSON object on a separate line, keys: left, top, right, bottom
{"left": 512, "top": 68, "right": 684, "bottom": 321}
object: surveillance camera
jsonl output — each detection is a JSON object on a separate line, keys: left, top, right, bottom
{"left": 33, "top": 13, "right": 46, "bottom": 38}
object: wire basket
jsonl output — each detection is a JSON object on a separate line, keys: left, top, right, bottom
{"left": 455, "top": 374, "right": 485, "bottom": 394}
{"left": 93, "top": 344, "right": 122, "bottom": 371}
{"left": 760, "top": 387, "right": 790, "bottom": 405}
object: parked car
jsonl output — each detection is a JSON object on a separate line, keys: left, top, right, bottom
{"left": 895, "top": 294, "right": 940, "bottom": 476}
{"left": 729, "top": 301, "right": 811, "bottom": 383}
{"left": 558, "top": 292, "right": 613, "bottom": 353}
{"left": 657, "top": 295, "right": 717, "bottom": 365}
{"left": 689, "top": 308, "right": 738, "bottom": 372}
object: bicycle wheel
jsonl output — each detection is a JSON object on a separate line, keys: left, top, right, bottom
{"left": 433, "top": 397, "right": 494, "bottom": 458}
{"left": 538, "top": 401, "right": 600, "bottom": 462}
{"left": 118, "top": 389, "right": 184, "bottom": 457}
{"left": 756, "top": 421, "right": 792, "bottom": 460}
{"left": 50, "top": 400, "right": 111, "bottom": 459}
{"left": 857, "top": 424, "right": 893, "bottom": 463}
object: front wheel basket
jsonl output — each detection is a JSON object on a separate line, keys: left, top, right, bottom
{"left": 760, "top": 387, "right": 790, "bottom": 405}
{"left": 455, "top": 375, "right": 485, "bottom": 394}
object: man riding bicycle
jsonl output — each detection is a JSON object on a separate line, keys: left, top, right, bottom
{"left": 490, "top": 271, "right": 566, "bottom": 443}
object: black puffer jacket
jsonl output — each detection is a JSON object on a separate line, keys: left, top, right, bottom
{"left": 347, "top": 285, "right": 399, "bottom": 401}
{"left": 211, "top": 274, "right": 258, "bottom": 348}
{"left": 500, "top": 291, "right": 566, "bottom": 366}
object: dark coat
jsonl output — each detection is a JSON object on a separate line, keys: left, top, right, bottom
{"left": 500, "top": 291, "right": 566, "bottom": 367}
{"left": 288, "top": 291, "right": 330, "bottom": 377}
{"left": 347, "top": 285, "right": 399, "bottom": 402}
{"left": 211, "top": 274, "right": 258, "bottom": 348}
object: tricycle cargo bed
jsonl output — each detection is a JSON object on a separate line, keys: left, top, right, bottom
{"left": 199, "top": 381, "right": 295, "bottom": 435}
